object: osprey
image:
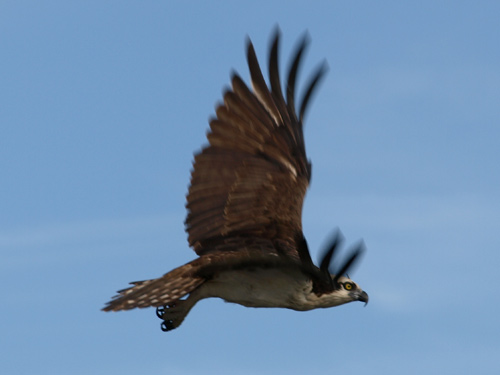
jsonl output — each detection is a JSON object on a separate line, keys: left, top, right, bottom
{"left": 103, "top": 31, "right": 368, "bottom": 332}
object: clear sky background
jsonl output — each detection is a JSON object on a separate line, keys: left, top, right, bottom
{"left": 2, "top": 1, "right": 499, "bottom": 374}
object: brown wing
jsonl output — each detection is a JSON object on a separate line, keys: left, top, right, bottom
{"left": 185, "top": 31, "right": 327, "bottom": 258}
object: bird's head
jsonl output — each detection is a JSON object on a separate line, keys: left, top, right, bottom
{"left": 309, "top": 230, "right": 369, "bottom": 307}
{"left": 305, "top": 274, "right": 368, "bottom": 309}
{"left": 330, "top": 275, "right": 369, "bottom": 305}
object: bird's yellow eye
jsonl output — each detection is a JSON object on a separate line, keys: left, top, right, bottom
{"left": 344, "top": 282, "right": 354, "bottom": 290}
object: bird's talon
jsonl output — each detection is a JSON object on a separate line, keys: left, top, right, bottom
{"left": 161, "top": 320, "right": 175, "bottom": 332}
{"left": 156, "top": 306, "right": 165, "bottom": 319}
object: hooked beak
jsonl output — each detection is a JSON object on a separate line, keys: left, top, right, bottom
{"left": 352, "top": 290, "right": 369, "bottom": 306}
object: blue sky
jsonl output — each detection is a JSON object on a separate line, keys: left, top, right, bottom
{"left": 2, "top": 1, "right": 499, "bottom": 374}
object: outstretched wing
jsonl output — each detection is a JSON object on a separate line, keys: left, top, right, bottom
{"left": 185, "top": 31, "right": 327, "bottom": 256}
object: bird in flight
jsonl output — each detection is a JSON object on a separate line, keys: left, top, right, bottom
{"left": 103, "top": 30, "right": 368, "bottom": 332}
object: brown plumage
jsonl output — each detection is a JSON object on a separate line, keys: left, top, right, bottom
{"left": 103, "top": 30, "right": 368, "bottom": 332}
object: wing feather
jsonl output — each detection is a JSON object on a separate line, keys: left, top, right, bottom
{"left": 185, "top": 31, "right": 326, "bottom": 258}
{"left": 246, "top": 38, "right": 283, "bottom": 126}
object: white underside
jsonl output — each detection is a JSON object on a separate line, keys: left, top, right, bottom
{"left": 198, "top": 268, "right": 348, "bottom": 311}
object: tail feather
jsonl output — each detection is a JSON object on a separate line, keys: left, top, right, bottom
{"left": 102, "top": 261, "right": 205, "bottom": 312}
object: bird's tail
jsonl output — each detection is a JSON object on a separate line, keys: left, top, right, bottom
{"left": 102, "top": 260, "right": 205, "bottom": 312}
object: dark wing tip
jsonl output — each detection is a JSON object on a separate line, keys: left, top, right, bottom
{"left": 333, "top": 240, "right": 366, "bottom": 284}
{"left": 298, "top": 60, "right": 329, "bottom": 123}
{"left": 269, "top": 28, "right": 284, "bottom": 100}
{"left": 286, "top": 32, "right": 311, "bottom": 119}
{"left": 318, "top": 229, "right": 344, "bottom": 273}
{"left": 245, "top": 35, "right": 258, "bottom": 71}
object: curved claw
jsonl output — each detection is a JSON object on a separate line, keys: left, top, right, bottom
{"left": 157, "top": 303, "right": 180, "bottom": 332}
{"left": 161, "top": 320, "right": 175, "bottom": 332}
{"left": 156, "top": 303, "right": 177, "bottom": 319}
{"left": 156, "top": 306, "right": 165, "bottom": 319}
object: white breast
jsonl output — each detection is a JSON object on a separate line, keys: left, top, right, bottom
{"left": 202, "top": 268, "right": 317, "bottom": 311}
